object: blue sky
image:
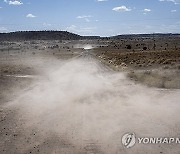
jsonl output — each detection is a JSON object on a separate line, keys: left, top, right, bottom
{"left": 0, "top": 0, "right": 180, "bottom": 36}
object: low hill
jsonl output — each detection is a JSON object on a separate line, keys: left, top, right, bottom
{"left": 0, "top": 31, "right": 179, "bottom": 41}
{"left": 110, "top": 33, "right": 180, "bottom": 39}
{"left": 0, "top": 31, "right": 82, "bottom": 41}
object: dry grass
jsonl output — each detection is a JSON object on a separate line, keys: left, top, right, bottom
{"left": 128, "top": 70, "right": 180, "bottom": 89}
{"left": 94, "top": 50, "right": 180, "bottom": 69}
{"left": 93, "top": 37, "right": 180, "bottom": 89}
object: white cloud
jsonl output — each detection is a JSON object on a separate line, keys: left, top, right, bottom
{"left": 9, "top": 0, "right": 23, "bottom": 5}
{"left": 118, "top": 22, "right": 180, "bottom": 34}
{"left": 144, "top": 8, "right": 151, "bottom": 12}
{"left": 26, "top": 14, "right": 36, "bottom": 18}
{"left": 85, "top": 18, "right": 90, "bottom": 22}
{"left": 0, "top": 27, "right": 8, "bottom": 33}
{"left": 77, "top": 15, "right": 92, "bottom": 19}
{"left": 66, "top": 25, "right": 96, "bottom": 35}
{"left": 171, "top": 9, "right": 177, "bottom": 12}
{"left": 76, "top": 15, "right": 92, "bottom": 22}
{"left": 97, "top": 0, "right": 108, "bottom": 2}
{"left": 4, "top": 0, "right": 23, "bottom": 5}
{"left": 43, "top": 23, "right": 52, "bottom": 27}
{"left": 143, "top": 8, "right": 151, "bottom": 14}
{"left": 159, "top": 0, "right": 180, "bottom": 4}
{"left": 158, "top": 22, "right": 180, "bottom": 32}
{"left": 112, "top": 6, "right": 131, "bottom": 12}
{"left": 0, "top": 7, "right": 2, "bottom": 8}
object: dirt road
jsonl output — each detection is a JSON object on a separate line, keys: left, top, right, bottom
{"left": 1, "top": 52, "right": 180, "bottom": 154}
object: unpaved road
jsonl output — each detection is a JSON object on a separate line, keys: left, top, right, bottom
{"left": 1, "top": 52, "right": 180, "bottom": 154}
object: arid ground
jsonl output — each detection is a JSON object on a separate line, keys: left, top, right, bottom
{"left": 0, "top": 38, "right": 180, "bottom": 154}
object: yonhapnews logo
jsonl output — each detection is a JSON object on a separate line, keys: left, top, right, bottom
{"left": 122, "top": 133, "right": 180, "bottom": 149}
{"left": 122, "top": 133, "right": 136, "bottom": 148}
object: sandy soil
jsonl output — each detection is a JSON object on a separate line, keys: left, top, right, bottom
{"left": 0, "top": 41, "right": 180, "bottom": 154}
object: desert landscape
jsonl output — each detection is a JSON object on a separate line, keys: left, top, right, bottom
{"left": 0, "top": 31, "right": 180, "bottom": 154}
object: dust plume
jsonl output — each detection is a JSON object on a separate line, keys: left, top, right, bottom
{"left": 6, "top": 55, "right": 180, "bottom": 154}
{"left": 74, "top": 44, "right": 94, "bottom": 50}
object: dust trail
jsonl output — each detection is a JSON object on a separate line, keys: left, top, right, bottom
{"left": 74, "top": 44, "right": 94, "bottom": 50}
{"left": 7, "top": 54, "right": 180, "bottom": 154}
{"left": 4, "top": 75, "right": 38, "bottom": 78}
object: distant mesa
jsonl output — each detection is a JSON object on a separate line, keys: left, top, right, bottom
{"left": 0, "top": 31, "right": 82, "bottom": 41}
{"left": 0, "top": 31, "right": 179, "bottom": 41}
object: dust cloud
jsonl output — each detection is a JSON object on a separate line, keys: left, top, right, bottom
{"left": 74, "top": 44, "right": 94, "bottom": 50}
{"left": 6, "top": 55, "right": 180, "bottom": 153}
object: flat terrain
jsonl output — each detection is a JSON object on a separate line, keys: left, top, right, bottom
{"left": 93, "top": 36, "right": 180, "bottom": 89}
{"left": 0, "top": 38, "right": 180, "bottom": 154}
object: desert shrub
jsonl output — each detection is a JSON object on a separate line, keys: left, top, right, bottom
{"left": 164, "top": 80, "right": 180, "bottom": 89}
{"left": 4, "top": 70, "right": 8, "bottom": 73}
{"left": 163, "top": 65, "right": 170, "bottom": 69}
{"left": 144, "top": 70, "right": 151, "bottom": 75}
{"left": 177, "top": 65, "right": 180, "bottom": 70}
{"left": 143, "top": 47, "right": 147, "bottom": 50}
{"left": 127, "top": 71, "right": 137, "bottom": 80}
{"left": 126, "top": 45, "right": 132, "bottom": 49}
